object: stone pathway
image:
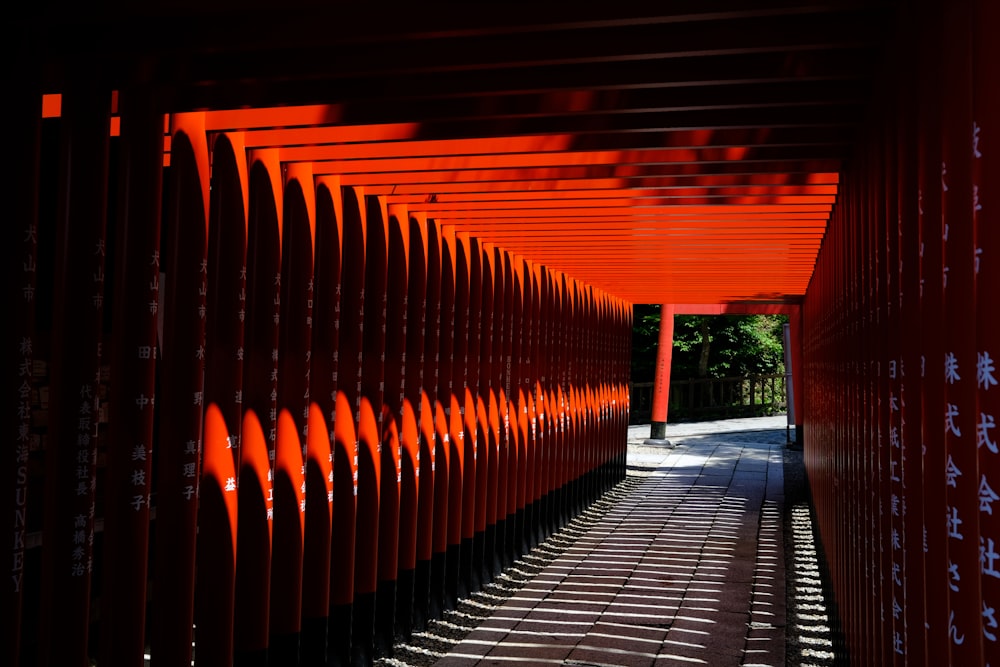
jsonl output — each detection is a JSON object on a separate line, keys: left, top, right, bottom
{"left": 433, "top": 417, "right": 790, "bottom": 667}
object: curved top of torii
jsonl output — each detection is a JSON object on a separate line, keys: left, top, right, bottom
{"left": 26, "top": 1, "right": 889, "bottom": 307}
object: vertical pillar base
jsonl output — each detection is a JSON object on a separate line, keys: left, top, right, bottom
{"left": 644, "top": 421, "right": 673, "bottom": 447}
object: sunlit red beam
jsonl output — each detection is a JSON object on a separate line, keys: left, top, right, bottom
{"left": 409, "top": 201, "right": 833, "bottom": 213}
{"left": 237, "top": 127, "right": 837, "bottom": 155}
{"left": 383, "top": 191, "right": 837, "bottom": 205}
{"left": 329, "top": 163, "right": 842, "bottom": 185}
{"left": 361, "top": 174, "right": 838, "bottom": 195}
{"left": 289, "top": 146, "right": 837, "bottom": 173}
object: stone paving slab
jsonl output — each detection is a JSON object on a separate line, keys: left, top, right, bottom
{"left": 434, "top": 416, "right": 789, "bottom": 667}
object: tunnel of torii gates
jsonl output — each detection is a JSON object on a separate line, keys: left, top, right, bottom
{"left": 3, "top": 2, "right": 1000, "bottom": 666}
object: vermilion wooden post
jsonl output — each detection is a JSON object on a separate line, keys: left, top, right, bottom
{"left": 549, "top": 273, "right": 565, "bottom": 531}
{"left": 566, "top": 282, "right": 581, "bottom": 518}
{"left": 540, "top": 268, "right": 556, "bottom": 541}
{"left": 593, "top": 293, "right": 605, "bottom": 493}
{"left": 845, "top": 185, "right": 857, "bottom": 664}
{"left": 473, "top": 240, "right": 494, "bottom": 586}
{"left": 330, "top": 186, "right": 366, "bottom": 666}
{"left": 197, "top": 130, "right": 249, "bottom": 666}
{"left": 38, "top": 80, "right": 111, "bottom": 667}
{"left": 459, "top": 234, "right": 480, "bottom": 594}
{"left": 541, "top": 273, "right": 554, "bottom": 525}
{"left": 572, "top": 284, "right": 585, "bottom": 491}
{"left": 533, "top": 267, "right": 549, "bottom": 543}
{"left": 649, "top": 304, "right": 676, "bottom": 441}
{"left": 152, "top": 114, "right": 213, "bottom": 666}
{"left": 497, "top": 250, "right": 515, "bottom": 569}
{"left": 838, "top": 171, "right": 854, "bottom": 664}
{"left": 917, "top": 6, "right": 950, "bottom": 660}
{"left": 234, "top": 152, "right": 283, "bottom": 665}
{"left": 895, "top": 24, "right": 927, "bottom": 659}
{"left": 874, "top": 120, "right": 894, "bottom": 667}
{"left": 609, "top": 297, "right": 620, "bottom": 484}
{"left": 523, "top": 262, "right": 538, "bottom": 548}
{"left": 788, "top": 307, "right": 804, "bottom": 446}
{"left": 860, "top": 162, "right": 874, "bottom": 666}
{"left": 506, "top": 258, "right": 523, "bottom": 559}
{"left": 942, "top": 3, "right": 983, "bottom": 660}
{"left": 880, "top": 96, "right": 906, "bottom": 666}
{"left": 353, "top": 194, "right": 389, "bottom": 665}
{"left": 572, "top": 284, "right": 585, "bottom": 511}
{"left": 445, "top": 230, "right": 468, "bottom": 603}
{"left": 396, "top": 212, "right": 428, "bottom": 639}
{"left": 486, "top": 246, "right": 506, "bottom": 575}
{"left": 611, "top": 296, "right": 622, "bottom": 484}
{"left": 592, "top": 290, "right": 604, "bottom": 499}
{"left": 585, "top": 288, "right": 595, "bottom": 496}
{"left": 3, "top": 71, "right": 40, "bottom": 667}
{"left": 432, "top": 224, "right": 455, "bottom": 612}
{"left": 98, "top": 85, "right": 163, "bottom": 667}
{"left": 621, "top": 298, "right": 632, "bottom": 481}
{"left": 418, "top": 218, "right": 443, "bottom": 624}
{"left": 591, "top": 291, "right": 602, "bottom": 494}
{"left": 474, "top": 238, "right": 496, "bottom": 591}
{"left": 607, "top": 297, "right": 617, "bottom": 483}
{"left": 269, "top": 163, "right": 316, "bottom": 663}
{"left": 583, "top": 287, "right": 597, "bottom": 504}
{"left": 973, "top": 1, "right": 1000, "bottom": 663}
{"left": 599, "top": 294, "right": 612, "bottom": 492}
{"left": 561, "top": 280, "right": 575, "bottom": 508}
{"left": 522, "top": 261, "right": 539, "bottom": 552}
{"left": 374, "top": 205, "right": 409, "bottom": 657}
{"left": 301, "top": 176, "right": 342, "bottom": 663}
{"left": 512, "top": 260, "right": 530, "bottom": 556}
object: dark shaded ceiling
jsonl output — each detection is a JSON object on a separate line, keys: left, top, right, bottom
{"left": 20, "top": 0, "right": 893, "bottom": 304}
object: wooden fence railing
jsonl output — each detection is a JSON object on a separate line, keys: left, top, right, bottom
{"left": 629, "top": 373, "right": 787, "bottom": 424}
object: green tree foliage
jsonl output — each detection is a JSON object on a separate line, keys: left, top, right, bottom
{"left": 630, "top": 304, "right": 665, "bottom": 382}
{"left": 631, "top": 305, "right": 787, "bottom": 382}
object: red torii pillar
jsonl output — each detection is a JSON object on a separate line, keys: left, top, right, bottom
{"left": 647, "top": 304, "right": 674, "bottom": 444}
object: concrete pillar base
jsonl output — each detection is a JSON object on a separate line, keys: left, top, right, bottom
{"left": 643, "top": 438, "right": 674, "bottom": 448}
{"left": 786, "top": 423, "right": 803, "bottom": 450}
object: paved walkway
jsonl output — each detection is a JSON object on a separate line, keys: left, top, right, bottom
{"left": 435, "top": 417, "right": 790, "bottom": 667}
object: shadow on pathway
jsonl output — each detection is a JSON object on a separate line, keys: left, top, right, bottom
{"left": 381, "top": 416, "right": 838, "bottom": 667}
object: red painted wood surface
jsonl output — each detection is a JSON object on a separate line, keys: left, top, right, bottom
{"left": 397, "top": 212, "right": 427, "bottom": 628}
{"left": 269, "top": 164, "right": 315, "bottom": 651}
{"left": 433, "top": 227, "right": 455, "bottom": 606}
{"left": 330, "top": 187, "right": 366, "bottom": 654}
{"left": 416, "top": 215, "right": 439, "bottom": 567}
{"left": 354, "top": 194, "right": 387, "bottom": 597}
{"left": 802, "top": 5, "right": 999, "bottom": 663}
{"left": 3, "top": 74, "right": 41, "bottom": 667}
{"left": 454, "top": 233, "right": 475, "bottom": 592}
{"left": 478, "top": 242, "right": 497, "bottom": 579}
{"left": 152, "top": 114, "right": 215, "bottom": 666}
{"left": 974, "top": 1, "right": 1000, "bottom": 663}
{"left": 98, "top": 88, "right": 163, "bottom": 667}
{"left": 650, "top": 304, "right": 675, "bottom": 426}
{"left": 466, "top": 237, "right": 485, "bottom": 586}
{"left": 232, "top": 153, "right": 282, "bottom": 657}
{"left": 188, "top": 129, "right": 247, "bottom": 667}
{"left": 39, "top": 83, "right": 111, "bottom": 666}
{"left": 300, "top": 176, "right": 341, "bottom": 653}
{"left": 496, "top": 250, "right": 514, "bottom": 565}
{"left": 17, "top": 10, "right": 986, "bottom": 663}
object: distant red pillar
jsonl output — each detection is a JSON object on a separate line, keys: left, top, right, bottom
{"left": 789, "top": 307, "right": 804, "bottom": 445}
{"left": 649, "top": 304, "right": 675, "bottom": 440}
